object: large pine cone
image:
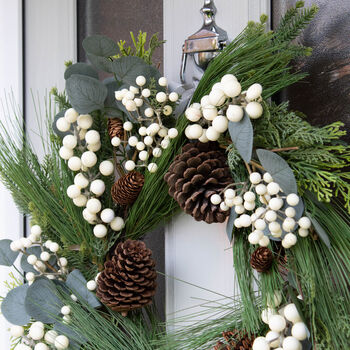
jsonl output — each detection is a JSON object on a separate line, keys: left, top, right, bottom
{"left": 164, "top": 142, "right": 232, "bottom": 224}
{"left": 96, "top": 239, "right": 157, "bottom": 315}
{"left": 111, "top": 171, "right": 144, "bottom": 206}
{"left": 250, "top": 247, "right": 273, "bottom": 273}
{"left": 108, "top": 118, "right": 124, "bottom": 139}
{"left": 214, "top": 330, "right": 255, "bottom": 350}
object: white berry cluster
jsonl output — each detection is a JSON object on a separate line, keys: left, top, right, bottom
{"left": 210, "top": 171, "right": 311, "bottom": 248}
{"left": 56, "top": 108, "right": 125, "bottom": 239}
{"left": 85, "top": 271, "right": 100, "bottom": 294}
{"left": 254, "top": 296, "right": 309, "bottom": 350}
{"left": 184, "top": 74, "right": 263, "bottom": 142}
{"left": 10, "top": 322, "right": 70, "bottom": 349}
{"left": 113, "top": 75, "right": 179, "bottom": 173}
{"left": 10, "top": 225, "right": 68, "bottom": 283}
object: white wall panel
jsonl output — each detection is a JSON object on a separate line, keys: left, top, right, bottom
{"left": 164, "top": 0, "right": 270, "bottom": 325}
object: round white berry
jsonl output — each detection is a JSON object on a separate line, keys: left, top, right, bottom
{"left": 59, "top": 146, "right": 73, "bottom": 160}
{"left": 252, "top": 336, "right": 270, "bottom": 350}
{"left": 269, "top": 221, "right": 281, "bottom": 233}
{"left": 128, "top": 136, "right": 138, "bottom": 147}
{"left": 90, "top": 179, "right": 105, "bottom": 196}
{"left": 87, "top": 280, "right": 97, "bottom": 291}
{"left": 259, "top": 235, "right": 270, "bottom": 247}
{"left": 200, "top": 95, "right": 211, "bottom": 107}
{"left": 148, "top": 163, "right": 158, "bottom": 173}
{"left": 285, "top": 207, "right": 296, "bottom": 218}
{"left": 283, "top": 217, "right": 296, "bottom": 231}
{"left": 202, "top": 105, "right": 217, "bottom": 121}
{"left": 129, "top": 86, "right": 139, "bottom": 94}
{"left": 210, "top": 194, "right": 222, "bottom": 205}
{"left": 73, "top": 173, "right": 88, "bottom": 189}
{"left": 134, "top": 98, "right": 143, "bottom": 107}
{"left": 267, "top": 290, "right": 283, "bottom": 308}
{"left": 124, "top": 91, "right": 135, "bottom": 100}
{"left": 142, "top": 88, "right": 151, "bottom": 98}
{"left": 167, "top": 128, "right": 178, "bottom": 139}
{"left": 220, "top": 202, "right": 229, "bottom": 211}
{"left": 163, "top": 105, "right": 173, "bottom": 116}
{"left": 144, "top": 136, "right": 154, "bottom": 146}
{"left": 123, "top": 121, "right": 133, "bottom": 131}
{"left": 147, "top": 123, "right": 160, "bottom": 136}
{"left": 136, "top": 75, "right": 146, "bottom": 86}
{"left": 94, "top": 224, "right": 108, "bottom": 238}
{"left": 232, "top": 196, "right": 242, "bottom": 206}
{"left": 267, "top": 182, "right": 280, "bottom": 196}
{"left": 66, "top": 185, "right": 80, "bottom": 199}
{"left": 254, "top": 219, "right": 266, "bottom": 231}
{"left": 185, "top": 106, "right": 202, "bottom": 122}
{"left": 153, "top": 147, "right": 162, "bottom": 158}
{"left": 100, "top": 208, "right": 115, "bottom": 224}
{"left": 111, "top": 136, "right": 121, "bottom": 147}
{"left": 239, "top": 214, "right": 251, "bottom": 227}
{"left": 284, "top": 303, "right": 301, "bottom": 323}
{"left": 110, "top": 216, "right": 124, "bottom": 231}
{"left": 56, "top": 117, "right": 71, "bottom": 132}
{"left": 263, "top": 172, "right": 273, "bottom": 183}
{"left": 86, "top": 143, "right": 101, "bottom": 153}
{"left": 34, "top": 343, "right": 49, "bottom": 350}
{"left": 233, "top": 218, "right": 241, "bottom": 228}
{"left": 27, "top": 254, "right": 38, "bottom": 265}
{"left": 248, "top": 231, "right": 262, "bottom": 244}
{"left": 83, "top": 208, "right": 97, "bottom": 223}
{"left": 261, "top": 307, "right": 276, "bottom": 324}
{"left": 286, "top": 193, "right": 300, "bottom": 207}
{"left": 226, "top": 104, "right": 244, "bottom": 122}
{"left": 81, "top": 151, "right": 97, "bottom": 168}
{"left": 156, "top": 91, "right": 167, "bottom": 103}
{"left": 255, "top": 184, "right": 267, "bottom": 196}
{"left": 124, "top": 160, "right": 136, "bottom": 171}
{"left": 246, "top": 101, "right": 263, "bottom": 119}
{"left": 298, "top": 228, "right": 309, "bottom": 237}
{"left": 40, "top": 251, "right": 51, "bottom": 262}
{"left": 224, "top": 189, "right": 235, "bottom": 199}
{"left": 139, "top": 150, "right": 149, "bottom": 161}
{"left": 266, "top": 331, "right": 281, "bottom": 348}
{"left": 58, "top": 257, "right": 68, "bottom": 267}
{"left": 205, "top": 126, "right": 220, "bottom": 141}
{"left": 49, "top": 242, "right": 59, "bottom": 253}
{"left": 86, "top": 198, "right": 102, "bottom": 214}
{"left": 244, "top": 201, "right": 256, "bottom": 211}
{"left": 85, "top": 130, "right": 100, "bottom": 145}
{"left": 235, "top": 205, "right": 245, "bottom": 215}
{"left": 158, "top": 127, "right": 168, "bottom": 138}
{"left": 136, "top": 141, "right": 145, "bottom": 151}
{"left": 10, "top": 325, "right": 24, "bottom": 337}
{"left": 99, "top": 160, "right": 114, "bottom": 176}
{"left": 282, "top": 337, "right": 301, "bottom": 350}
{"left": 212, "top": 115, "right": 229, "bottom": 133}
{"left": 158, "top": 77, "right": 167, "bottom": 86}
{"left": 61, "top": 305, "right": 71, "bottom": 316}
{"left": 138, "top": 126, "right": 147, "bottom": 136}
{"left": 64, "top": 108, "right": 79, "bottom": 123}
{"left": 44, "top": 330, "right": 58, "bottom": 344}
{"left": 243, "top": 191, "right": 256, "bottom": 202}
{"left": 54, "top": 335, "right": 70, "bottom": 349}
{"left": 269, "top": 197, "right": 283, "bottom": 211}
{"left": 62, "top": 134, "right": 78, "bottom": 150}
{"left": 269, "top": 314, "right": 286, "bottom": 332}
{"left": 77, "top": 114, "right": 93, "bottom": 129}
{"left": 169, "top": 92, "right": 179, "bottom": 102}
{"left": 31, "top": 225, "right": 42, "bottom": 236}
{"left": 29, "top": 326, "right": 45, "bottom": 340}
{"left": 284, "top": 233, "right": 297, "bottom": 246}
{"left": 298, "top": 217, "right": 311, "bottom": 229}
{"left": 67, "top": 156, "right": 81, "bottom": 171}
{"left": 249, "top": 172, "right": 261, "bottom": 185}
{"left": 221, "top": 74, "right": 237, "bottom": 84}
{"left": 73, "top": 194, "right": 87, "bottom": 207}
{"left": 264, "top": 210, "right": 277, "bottom": 222}
{"left": 26, "top": 271, "right": 35, "bottom": 282}
{"left": 222, "top": 80, "right": 241, "bottom": 98}
{"left": 291, "top": 322, "right": 308, "bottom": 341}
{"left": 185, "top": 124, "right": 203, "bottom": 140}
{"left": 246, "top": 83, "right": 262, "bottom": 101}
{"left": 125, "top": 99, "right": 137, "bottom": 111}
{"left": 209, "top": 88, "right": 226, "bottom": 106}
{"left": 114, "top": 90, "right": 124, "bottom": 100}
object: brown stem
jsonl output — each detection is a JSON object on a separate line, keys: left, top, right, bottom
{"left": 249, "top": 160, "right": 264, "bottom": 171}
{"left": 269, "top": 146, "right": 299, "bottom": 152}
{"left": 244, "top": 162, "right": 252, "bottom": 175}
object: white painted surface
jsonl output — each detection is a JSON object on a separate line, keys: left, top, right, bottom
{"left": 164, "top": 0, "right": 270, "bottom": 324}
{"left": 0, "top": 1, "right": 23, "bottom": 347}
{"left": 24, "top": 0, "right": 77, "bottom": 158}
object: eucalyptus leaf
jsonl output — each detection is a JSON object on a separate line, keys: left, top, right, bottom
{"left": 54, "top": 322, "right": 87, "bottom": 347}
{"left": 257, "top": 149, "right": 298, "bottom": 195}
{"left": 1, "top": 284, "right": 30, "bottom": 325}
{"left": 87, "top": 53, "right": 113, "bottom": 73}
{"left": 103, "top": 77, "right": 123, "bottom": 114}
{"left": 305, "top": 212, "right": 331, "bottom": 248}
{"left": 228, "top": 112, "right": 253, "bottom": 163}
{"left": 25, "top": 278, "right": 63, "bottom": 323}
{"left": 226, "top": 208, "right": 237, "bottom": 242}
{"left": 66, "top": 74, "right": 107, "bottom": 114}
{"left": 66, "top": 270, "right": 101, "bottom": 308}
{"left": 0, "top": 239, "right": 19, "bottom": 266}
{"left": 82, "top": 35, "right": 118, "bottom": 57}
{"left": 64, "top": 63, "right": 98, "bottom": 80}
{"left": 110, "top": 56, "right": 161, "bottom": 86}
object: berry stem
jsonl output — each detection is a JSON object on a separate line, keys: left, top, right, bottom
{"left": 269, "top": 146, "right": 299, "bottom": 152}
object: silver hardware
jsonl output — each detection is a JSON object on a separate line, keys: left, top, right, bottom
{"left": 180, "top": 0, "right": 228, "bottom": 83}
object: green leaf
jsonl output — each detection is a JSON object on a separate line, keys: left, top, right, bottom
{"left": 305, "top": 211, "right": 331, "bottom": 248}
{"left": 287, "top": 285, "right": 308, "bottom": 325}
{"left": 66, "top": 270, "right": 101, "bottom": 308}
{"left": 257, "top": 149, "right": 298, "bottom": 194}
{"left": 66, "top": 74, "right": 107, "bottom": 114}
{"left": 1, "top": 285, "right": 30, "bottom": 325}
{"left": 87, "top": 53, "right": 113, "bottom": 73}
{"left": 226, "top": 208, "right": 237, "bottom": 242}
{"left": 228, "top": 112, "right": 253, "bottom": 163}
{"left": 0, "top": 239, "right": 19, "bottom": 266}
{"left": 25, "top": 278, "right": 63, "bottom": 323}
{"left": 82, "top": 35, "right": 117, "bottom": 57}
{"left": 103, "top": 77, "right": 123, "bottom": 114}
{"left": 64, "top": 63, "right": 99, "bottom": 80}
{"left": 110, "top": 56, "right": 161, "bottom": 86}
{"left": 54, "top": 322, "right": 87, "bottom": 347}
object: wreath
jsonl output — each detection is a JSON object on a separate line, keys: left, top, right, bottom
{"left": 1, "top": 3, "right": 350, "bottom": 350}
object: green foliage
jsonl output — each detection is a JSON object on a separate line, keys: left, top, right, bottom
{"left": 50, "top": 87, "right": 71, "bottom": 110}
{"left": 254, "top": 102, "right": 350, "bottom": 210}
{"left": 116, "top": 31, "right": 165, "bottom": 65}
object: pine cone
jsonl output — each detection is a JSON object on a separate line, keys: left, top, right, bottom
{"left": 214, "top": 330, "right": 255, "bottom": 350}
{"left": 108, "top": 118, "right": 124, "bottom": 139}
{"left": 250, "top": 247, "right": 273, "bottom": 273}
{"left": 164, "top": 142, "right": 232, "bottom": 224}
{"left": 111, "top": 171, "right": 144, "bottom": 206}
{"left": 96, "top": 239, "right": 157, "bottom": 315}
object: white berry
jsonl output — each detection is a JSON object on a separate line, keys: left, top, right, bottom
{"left": 64, "top": 108, "right": 79, "bottom": 123}
{"left": 283, "top": 217, "right": 296, "bottom": 231}
{"left": 123, "top": 121, "right": 133, "bottom": 131}
{"left": 222, "top": 80, "right": 241, "bottom": 98}
{"left": 224, "top": 189, "right": 235, "bottom": 199}
{"left": 269, "top": 314, "right": 286, "bottom": 332}
{"left": 252, "top": 337, "right": 270, "bottom": 350}
{"left": 246, "top": 101, "right": 263, "bottom": 119}
{"left": 59, "top": 146, "right": 73, "bottom": 160}
{"left": 265, "top": 210, "right": 277, "bottom": 222}
{"left": 209, "top": 88, "right": 226, "bottom": 106}
{"left": 81, "top": 151, "right": 97, "bottom": 168}
{"left": 246, "top": 83, "right": 262, "bottom": 101}
{"left": 136, "top": 75, "right": 146, "bottom": 86}
{"left": 94, "top": 224, "right": 108, "bottom": 238}
{"left": 83, "top": 208, "right": 97, "bottom": 223}
{"left": 90, "top": 179, "right": 106, "bottom": 196}
{"left": 156, "top": 92, "right": 167, "bottom": 103}
{"left": 248, "top": 231, "right": 262, "bottom": 244}
{"left": 205, "top": 126, "right": 220, "bottom": 141}
{"left": 282, "top": 336, "right": 301, "bottom": 350}
{"left": 40, "top": 251, "right": 51, "bottom": 262}
{"left": 202, "top": 105, "right": 217, "bottom": 121}
{"left": 269, "top": 197, "right": 283, "bottom": 211}
{"left": 139, "top": 150, "right": 149, "bottom": 161}
{"left": 58, "top": 257, "right": 68, "bottom": 267}
{"left": 85, "top": 130, "right": 100, "bottom": 145}
{"left": 240, "top": 214, "right": 252, "bottom": 227}
{"left": 110, "top": 216, "right": 124, "bottom": 231}
{"left": 291, "top": 322, "right": 308, "bottom": 341}
{"left": 100, "top": 208, "right": 115, "bottom": 223}
{"left": 128, "top": 135, "right": 138, "bottom": 147}
{"left": 27, "top": 254, "right": 38, "bottom": 265}
{"left": 210, "top": 194, "right": 221, "bottom": 205}
{"left": 185, "top": 124, "right": 203, "bottom": 139}
{"left": 221, "top": 74, "right": 237, "bottom": 84}
{"left": 10, "top": 325, "right": 24, "bottom": 337}
{"left": 285, "top": 207, "right": 296, "bottom": 218}
{"left": 44, "top": 330, "right": 58, "bottom": 344}
{"left": 168, "top": 128, "right": 178, "bottom": 139}
{"left": 259, "top": 235, "right": 270, "bottom": 247}
{"left": 286, "top": 193, "right": 299, "bottom": 206}
{"left": 87, "top": 280, "right": 97, "bottom": 291}
{"left": 73, "top": 194, "right": 87, "bottom": 207}
{"left": 185, "top": 107, "right": 202, "bottom": 122}
{"left": 265, "top": 330, "right": 281, "bottom": 348}
{"left": 298, "top": 217, "right": 311, "bottom": 229}
{"left": 298, "top": 228, "right": 309, "bottom": 237}
{"left": 226, "top": 104, "right": 244, "bottom": 122}
{"left": 158, "top": 77, "right": 167, "bottom": 86}
{"left": 148, "top": 163, "right": 158, "bottom": 173}
{"left": 56, "top": 117, "right": 71, "bottom": 132}
{"left": 212, "top": 115, "right": 228, "bottom": 133}
{"left": 86, "top": 198, "right": 102, "bottom": 214}
{"left": 99, "top": 160, "right": 114, "bottom": 176}
{"left": 49, "top": 242, "right": 59, "bottom": 253}
{"left": 255, "top": 219, "right": 266, "bottom": 230}
{"left": 267, "top": 182, "right": 280, "bottom": 196}
{"left": 284, "top": 303, "right": 301, "bottom": 323}
{"left": 169, "top": 92, "right": 179, "bottom": 102}
{"left": 263, "top": 172, "right": 273, "bottom": 183}
{"left": 125, "top": 160, "right": 136, "bottom": 171}
{"left": 54, "top": 335, "right": 70, "bottom": 349}
{"left": 66, "top": 185, "right": 81, "bottom": 199}
{"left": 77, "top": 114, "right": 93, "bottom": 129}
{"left": 61, "top": 305, "right": 71, "bottom": 315}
